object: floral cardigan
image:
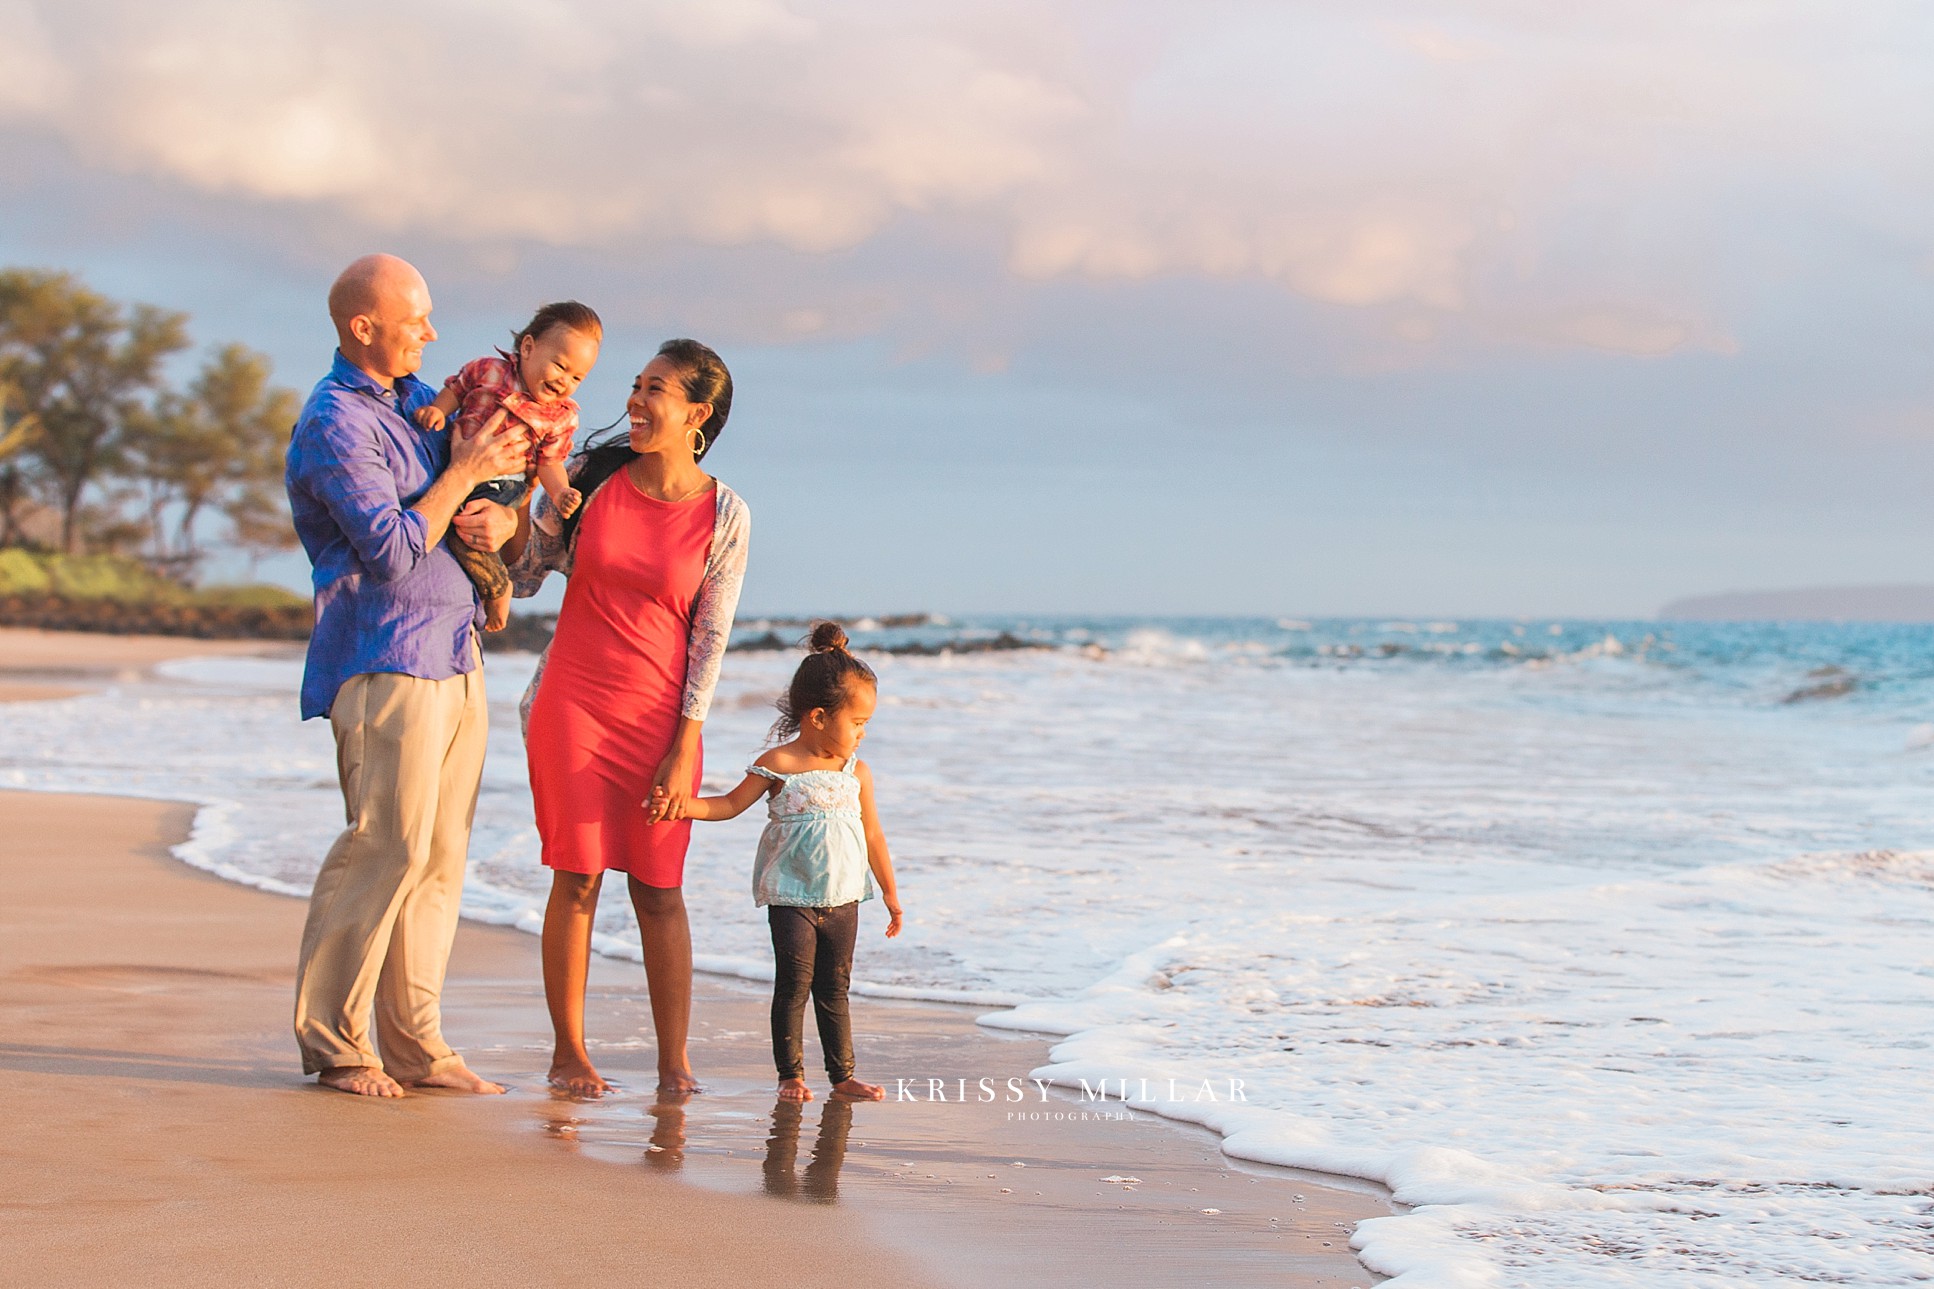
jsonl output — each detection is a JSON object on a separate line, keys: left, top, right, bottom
{"left": 508, "top": 454, "right": 750, "bottom": 734}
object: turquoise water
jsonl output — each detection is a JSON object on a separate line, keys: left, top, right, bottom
{"left": 7, "top": 615, "right": 1934, "bottom": 1284}
{"left": 746, "top": 613, "right": 1934, "bottom": 711}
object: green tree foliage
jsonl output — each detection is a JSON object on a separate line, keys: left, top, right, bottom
{"left": 126, "top": 343, "right": 300, "bottom": 572}
{"left": 0, "top": 384, "right": 40, "bottom": 547}
{"left": 0, "top": 269, "right": 190, "bottom": 553}
{"left": 0, "top": 269, "right": 298, "bottom": 577}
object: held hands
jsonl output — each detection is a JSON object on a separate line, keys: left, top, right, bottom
{"left": 643, "top": 784, "right": 687, "bottom": 823}
{"left": 646, "top": 743, "right": 698, "bottom": 824}
{"left": 413, "top": 404, "right": 447, "bottom": 432}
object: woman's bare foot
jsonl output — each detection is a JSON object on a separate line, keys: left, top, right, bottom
{"left": 657, "top": 1063, "right": 703, "bottom": 1095}
{"left": 410, "top": 1062, "right": 505, "bottom": 1094}
{"left": 549, "top": 1055, "right": 609, "bottom": 1098}
{"left": 777, "top": 1077, "right": 813, "bottom": 1103}
{"left": 318, "top": 1065, "right": 405, "bottom": 1098}
{"left": 831, "top": 1077, "right": 885, "bottom": 1101}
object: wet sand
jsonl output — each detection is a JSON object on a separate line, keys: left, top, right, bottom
{"left": 0, "top": 789, "right": 933, "bottom": 1287}
{"left": 465, "top": 950, "right": 1388, "bottom": 1286}
{"left": 0, "top": 629, "right": 1388, "bottom": 1285}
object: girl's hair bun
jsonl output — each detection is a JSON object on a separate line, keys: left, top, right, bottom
{"left": 808, "top": 620, "right": 849, "bottom": 653}
{"left": 773, "top": 621, "right": 876, "bottom": 739}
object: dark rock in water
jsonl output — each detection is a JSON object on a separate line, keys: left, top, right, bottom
{"left": 738, "top": 612, "right": 937, "bottom": 629}
{"left": 731, "top": 630, "right": 789, "bottom": 652}
{"left": 480, "top": 613, "right": 557, "bottom": 654}
{"left": 1782, "top": 676, "right": 1857, "bottom": 703}
{"left": 730, "top": 627, "right": 1049, "bottom": 657}
{"left": 883, "top": 631, "right": 1045, "bottom": 656}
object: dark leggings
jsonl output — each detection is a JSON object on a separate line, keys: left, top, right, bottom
{"left": 768, "top": 902, "right": 859, "bottom": 1083}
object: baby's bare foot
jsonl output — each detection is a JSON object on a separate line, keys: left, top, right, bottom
{"left": 318, "top": 1065, "right": 405, "bottom": 1098}
{"left": 484, "top": 598, "right": 510, "bottom": 632}
{"left": 831, "top": 1077, "right": 885, "bottom": 1101}
{"left": 777, "top": 1077, "right": 813, "bottom": 1103}
{"left": 410, "top": 1062, "right": 505, "bottom": 1094}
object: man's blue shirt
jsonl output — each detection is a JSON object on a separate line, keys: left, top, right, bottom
{"left": 286, "top": 351, "right": 480, "bottom": 719}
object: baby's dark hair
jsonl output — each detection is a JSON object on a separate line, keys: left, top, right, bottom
{"left": 512, "top": 300, "right": 603, "bottom": 349}
{"left": 772, "top": 621, "right": 877, "bottom": 739}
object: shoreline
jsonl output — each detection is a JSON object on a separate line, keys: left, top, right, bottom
{"left": 0, "top": 789, "right": 934, "bottom": 1288}
{"left": 0, "top": 627, "right": 1389, "bottom": 1286}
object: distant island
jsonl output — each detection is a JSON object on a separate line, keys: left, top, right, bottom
{"left": 1660, "top": 584, "right": 1934, "bottom": 622}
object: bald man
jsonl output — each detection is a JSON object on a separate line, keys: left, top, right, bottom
{"left": 284, "top": 254, "right": 527, "bottom": 1096}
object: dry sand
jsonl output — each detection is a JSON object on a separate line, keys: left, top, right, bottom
{"left": 0, "top": 629, "right": 1388, "bottom": 1287}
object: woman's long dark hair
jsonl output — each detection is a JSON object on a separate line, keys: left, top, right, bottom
{"left": 559, "top": 338, "right": 733, "bottom": 544}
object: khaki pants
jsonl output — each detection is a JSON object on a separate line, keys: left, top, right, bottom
{"left": 293, "top": 659, "right": 488, "bottom": 1080}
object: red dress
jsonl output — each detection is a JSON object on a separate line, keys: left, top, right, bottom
{"left": 525, "top": 470, "right": 718, "bottom": 886}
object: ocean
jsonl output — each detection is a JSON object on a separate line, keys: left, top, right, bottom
{"left": 5, "top": 615, "right": 1932, "bottom": 1286}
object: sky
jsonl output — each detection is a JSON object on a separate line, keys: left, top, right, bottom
{"left": 3, "top": 0, "right": 1932, "bottom": 617}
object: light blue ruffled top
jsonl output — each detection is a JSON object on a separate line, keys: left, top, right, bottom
{"left": 748, "top": 755, "right": 874, "bottom": 909}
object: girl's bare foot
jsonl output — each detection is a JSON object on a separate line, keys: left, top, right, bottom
{"left": 318, "top": 1065, "right": 405, "bottom": 1098}
{"left": 831, "top": 1077, "right": 885, "bottom": 1101}
{"left": 410, "top": 1062, "right": 505, "bottom": 1094}
{"left": 549, "top": 1055, "right": 609, "bottom": 1097}
{"left": 777, "top": 1077, "right": 813, "bottom": 1103}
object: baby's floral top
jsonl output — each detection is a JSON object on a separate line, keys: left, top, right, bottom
{"left": 508, "top": 451, "right": 749, "bottom": 731}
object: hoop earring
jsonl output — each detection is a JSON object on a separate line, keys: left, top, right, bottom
{"left": 688, "top": 428, "right": 706, "bottom": 458}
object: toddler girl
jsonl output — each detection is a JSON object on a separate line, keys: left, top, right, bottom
{"left": 656, "top": 622, "right": 904, "bottom": 1103}
{"left": 414, "top": 300, "right": 601, "bottom": 630}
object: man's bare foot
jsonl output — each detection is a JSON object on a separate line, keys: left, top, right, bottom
{"left": 657, "top": 1064, "right": 703, "bottom": 1095}
{"left": 409, "top": 1062, "right": 506, "bottom": 1094}
{"left": 831, "top": 1077, "right": 885, "bottom": 1101}
{"left": 318, "top": 1066, "right": 405, "bottom": 1098}
{"left": 777, "top": 1077, "right": 813, "bottom": 1103}
{"left": 549, "top": 1056, "right": 609, "bottom": 1098}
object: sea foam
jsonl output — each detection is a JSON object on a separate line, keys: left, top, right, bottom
{"left": 4, "top": 617, "right": 1933, "bottom": 1285}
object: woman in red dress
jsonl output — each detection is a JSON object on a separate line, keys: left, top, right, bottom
{"left": 506, "top": 339, "right": 749, "bottom": 1096}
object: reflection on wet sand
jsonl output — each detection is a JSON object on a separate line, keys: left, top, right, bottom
{"left": 762, "top": 1098, "right": 853, "bottom": 1203}
{"left": 533, "top": 1088, "right": 694, "bottom": 1173}
{"left": 644, "top": 1093, "right": 690, "bottom": 1171}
